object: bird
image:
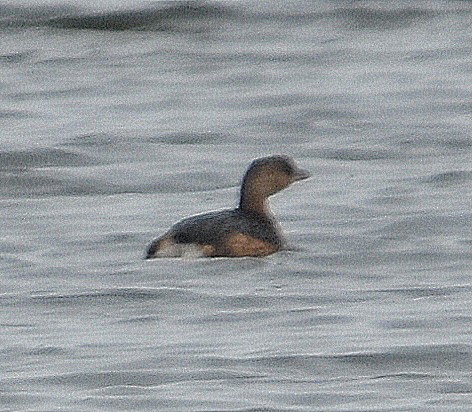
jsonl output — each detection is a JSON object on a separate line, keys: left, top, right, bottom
{"left": 146, "top": 155, "right": 309, "bottom": 258}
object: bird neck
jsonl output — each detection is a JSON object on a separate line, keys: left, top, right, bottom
{"left": 239, "top": 183, "right": 268, "bottom": 216}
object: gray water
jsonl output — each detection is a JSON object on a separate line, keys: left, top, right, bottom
{"left": 1, "top": 1, "right": 472, "bottom": 410}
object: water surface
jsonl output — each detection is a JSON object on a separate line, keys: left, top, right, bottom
{"left": 1, "top": 1, "right": 472, "bottom": 410}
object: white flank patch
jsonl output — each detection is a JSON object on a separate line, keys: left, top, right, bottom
{"left": 151, "top": 243, "right": 205, "bottom": 258}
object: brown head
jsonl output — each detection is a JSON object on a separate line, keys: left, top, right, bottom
{"left": 239, "top": 155, "right": 310, "bottom": 215}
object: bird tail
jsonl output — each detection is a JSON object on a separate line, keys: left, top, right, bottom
{"left": 145, "top": 238, "right": 163, "bottom": 259}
